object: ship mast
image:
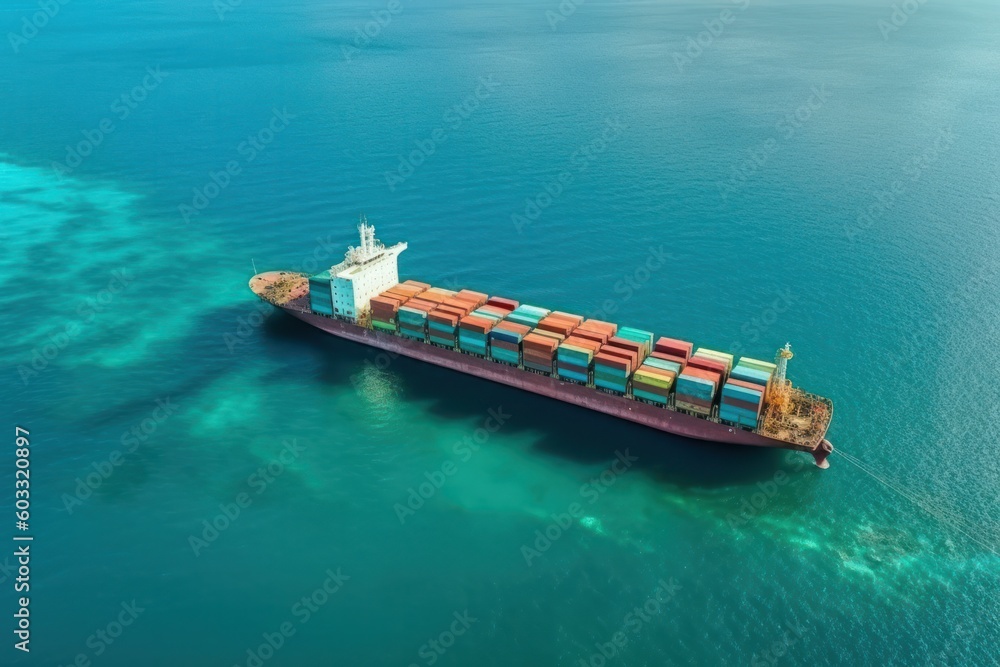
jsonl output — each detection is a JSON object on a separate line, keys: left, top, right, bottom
{"left": 770, "top": 342, "right": 794, "bottom": 413}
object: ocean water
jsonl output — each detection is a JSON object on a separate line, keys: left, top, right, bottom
{"left": 1, "top": 0, "right": 998, "bottom": 665}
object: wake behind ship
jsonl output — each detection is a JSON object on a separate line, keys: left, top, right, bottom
{"left": 250, "top": 219, "right": 834, "bottom": 468}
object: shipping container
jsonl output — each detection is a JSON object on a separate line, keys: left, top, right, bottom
{"left": 693, "top": 348, "right": 734, "bottom": 373}
{"left": 654, "top": 337, "right": 693, "bottom": 360}
{"left": 455, "top": 289, "right": 488, "bottom": 307}
{"left": 308, "top": 270, "right": 334, "bottom": 315}
{"left": 486, "top": 296, "right": 519, "bottom": 312}
{"left": 616, "top": 327, "right": 655, "bottom": 357}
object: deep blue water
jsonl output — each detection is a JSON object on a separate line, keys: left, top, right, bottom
{"left": 1, "top": 1, "right": 998, "bottom": 665}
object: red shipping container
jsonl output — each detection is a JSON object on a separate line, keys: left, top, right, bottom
{"left": 557, "top": 361, "right": 590, "bottom": 375}
{"left": 654, "top": 337, "right": 693, "bottom": 360}
{"left": 726, "top": 378, "right": 767, "bottom": 394}
{"left": 402, "top": 280, "right": 430, "bottom": 290}
{"left": 606, "top": 337, "right": 642, "bottom": 355}
{"left": 676, "top": 394, "right": 713, "bottom": 408}
{"left": 486, "top": 296, "right": 519, "bottom": 311}
{"left": 722, "top": 397, "right": 761, "bottom": 413}
{"left": 599, "top": 346, "right": 638, "bottom": 369}
{"left": 491, "top": 339, "right": 520, "bottom": 353}
{"left": 687, "top": 355, "right": 727, "bottom": 377}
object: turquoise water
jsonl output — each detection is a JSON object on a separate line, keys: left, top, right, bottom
{"left": 2, "top": 0, "right": 999, "bottom": 665}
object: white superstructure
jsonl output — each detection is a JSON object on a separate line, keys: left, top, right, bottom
{"left": 328, "top": 216, "right": 407, "bottom": 320}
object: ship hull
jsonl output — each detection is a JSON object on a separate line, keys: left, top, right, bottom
{"left": 273, "top": 300, "right": 831, "bottom": 466}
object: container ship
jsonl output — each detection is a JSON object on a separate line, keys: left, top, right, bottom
{"left": 250, "top": 219, "right": 834, "bottom": 468}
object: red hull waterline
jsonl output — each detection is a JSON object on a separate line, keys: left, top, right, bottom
{"left": 253, "top": 274, "right": 833, "bottom": 468}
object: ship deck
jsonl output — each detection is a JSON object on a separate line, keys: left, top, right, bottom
{"left": 249, "top": 271, "right": 834, "bottom": 466}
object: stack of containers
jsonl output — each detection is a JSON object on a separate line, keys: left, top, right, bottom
{"left": 595, "top": 334, "right": 642, "bottom": 393}
{"left": 605, "top": 337, "right": 645, "bottom": 365}
{"left": 593, "top": 350, "right": 633, "bottom": 393}
{"left": 370, "top": 282, "right": 425, "bottom": 331}
{"left": 686, "top": 349, "right": 729, "bottom": 384}
{"left": 384, "top": 283, "right": 425, "bottom": 303}
{"left": 397, "top": 297, "right": 435, "bottom": 340}
{"left": 557, "top": 335, "right": 600, "bottom": 383}
{"left": 720, "top": 379, "right": 766, "bottom": 428}
{"left": 308, "top": 270, "right": 333, "bottom": 315}
{"left": 458, "top": 314, "right": 495, "bottom": 356}
{"left": 522, "top": 333, "right": 559, "bottom": 373}
{"left": 578, "top": 319, "right": 617, "bottom": 339}
{"left": 416, "top": 287, "right": 456, "bottom": 307}
{"left": 652, "top": 337, "right": 692, "bottom": 367}
{"left": 616, "top": 327, "right": 655, "bottom": 359}
{"left": 572, "top": 322, "right": 612, "bottom": 349}
{"left": 730, "top": 357, "right": 777, "bottom": 397}
{"left": 427, "top": 308, "right": 461, "bottom": 346}
{"left": 536, "top": 311, "right": 583, "bottom": 338}
{"left": 690, "top": 348, "right": 734, "bottom": 378}
{"left": 675, "top": 367, "right": 721, "bottom": 415}
{"left": 631, "top": 356, "right": 684, "bottom": 405}
{"left": 369, "top": 295, "right": 403, "bottom": 332}
{"left": 427, "top": 295, "right": 477, "bottom": 347}
{"left": 455, "top": 289, "right": 489, "bottom": 308}
{"left": 402, "top": 279, "right": 431, "bottom": 291}
{"left": 489, "top": 321, "right": 531, "bottom": 366}
{"left": 505, "top": 304, "right": 551, "bottom": 329}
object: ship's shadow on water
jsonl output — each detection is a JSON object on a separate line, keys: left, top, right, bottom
{"left": 261, "top": 314, "right": 809, "bottom": 488}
